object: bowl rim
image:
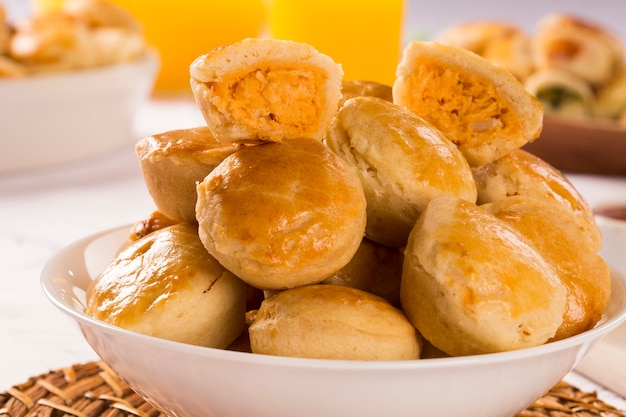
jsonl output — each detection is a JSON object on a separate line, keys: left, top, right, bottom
{"left": 41, "top": 223, "right": 626, "bottom": 372}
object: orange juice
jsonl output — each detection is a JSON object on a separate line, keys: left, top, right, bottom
{"left": 110, "top": 0, "right": 266, "bottom": 93}
{"left": 267, "top": 0, "right": 405, "bottom": 86}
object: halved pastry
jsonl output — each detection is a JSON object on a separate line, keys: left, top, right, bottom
{"left": 524, "top": 68, "right": 593, "bottom": 118}
{"left": 401, "top": 195, "right": 566, "bottom": 356}
{"left": 436, "top": 20, "right": 534, "bottom": 81}
{"left": 326, "top": 96, "right": 477, "bottom": 247}
{"left": 190, "top": 38, "right": 343, "bottom": 142}
{"left": 393, "top": 41, "right": 543, "bottom": 166}
{"left": 532, "top": 13, "right": 623, "bottom": 86}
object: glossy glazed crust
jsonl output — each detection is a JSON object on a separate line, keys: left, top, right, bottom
{"left": 326, "top": 96, "right": 477, "bottom": 247}
{"left": 401, "top": 195, "right": 567, "bottom": 356}
{"left": 249, "top": 284, "right": 421, "bottom": 360}
{"left": 135, "top": 127, "right": 253, "bottom": 223}
{"left": 190, "top": 38, "right": 343, "bottom": 142}
{"left": 393, "top": 41, "right": 543, "bottom": 167}
{"left": 471, "top": 149, "right": 602, "bottom": 250}
{"left": 482, "top": 195, "right": 611, "bottom": 341}
{"left": 195, "top": 138, "right": 367, "bottom": 290}
{"left": 86, "top": 223, "right": 247, "bottom": 348}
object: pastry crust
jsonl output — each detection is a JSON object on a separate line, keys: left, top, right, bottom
{"left": 472, "top": 149, "right": 602, "bottom": 250}
{"left": 592, "top": 68, "right": 626, "bottom": 119}
{"left": 249, "top": 284, "right": 421, "bottom": 360}
{"left": 524, "top": 68, "right": 594, "bottom": 117}
{"left": 326, "top": 96, "right": 477, "bottom": 247}
{"left": 437, "top": 20, "right": 534, "bottom": 81}
{"left": 195, "top": 137, "right": 367, "bottom": 290}
{"left": 86, "top": 223, "right": 247, "bottom": 348}
{"left": 482, "top": 196, "right": 611, "bottom": 341}
{"left": 136, "top": 127, "right": 254, "bottom": 223}
{"left": 339, "top": 79, "right": 393, "bottom": 108}
{"left": 393, "top": 41, "right": 544, "bottom": 166}
{"left": 401, "top": 195, "right": 566, "bottom": 356}
{"left": 190, "top": 38, "right": 343, "bottom": 142}
{"left": 532, "top": 13, "right": 623, "bottom": 86}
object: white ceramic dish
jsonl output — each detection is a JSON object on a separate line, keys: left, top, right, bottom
{"left": 0, "top": 52, "right": 158, "bottom": 173}
{"left": 41, "top": 224, "right": 626, "bottom": 417}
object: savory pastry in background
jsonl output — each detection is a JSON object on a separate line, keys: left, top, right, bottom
{"left": 436, "top": 20, "right": 534, "bottom": 81}
{"left": 471, "top": 149, "right": 602, "bottom": 250}
{"left": 325, "top": 96, "right": 477, "bottom": 247}
{"left": 86, "top": 223, "right": 248, "bottom": 348}
{"left": 196, "top": 137, "right": 367, "bottom": 290}
{"left": 524, "top": 68, "right": 594, "bottom": 118}
{"left": 323, "top": 237, "right": 403, "bottom": 307}
{"left": 249, "top": 284, "right": 421, "bottom": 360}
{"left": 401, "top": 195, "right": 566, "bottom": 356}
{"left": 62, "top": 0, "right": 142, "bottom": 33}
{"left": 393, "top": 41, "right": 543, "bottom": 167}
{"left": 136, "top": 127, "right": 254, "bottom": 223}
{"left": 483, "top": 195, "right": 611, "bottom": 341}
{"left": 592, "top": 68, "right": 626, "bottom": 119}
{"left": 532, "top": 13, "right": 623, "bottom": 87}
{"left": 190, "top": 38, "right": 343, "bottom": 143}
{"left": 339, "top": 79, "right": 393, "bottom": 108}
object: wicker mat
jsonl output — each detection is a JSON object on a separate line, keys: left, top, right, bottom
{"left": 0, "top": 361, "right": 624, "bottom": 417}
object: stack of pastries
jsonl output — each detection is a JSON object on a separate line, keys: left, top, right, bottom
{"left": 86, "top": 37, "right": 611, "bottom": 361}
{"left": 436, "top": 13, "right": 626, "bottom": 124}
{"left": 0, "top": 0, "right": 149, "bottom": 77}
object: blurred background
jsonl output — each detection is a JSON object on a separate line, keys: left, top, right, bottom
{"left": 3, "top": 0, "right": 625, "bottom": 93}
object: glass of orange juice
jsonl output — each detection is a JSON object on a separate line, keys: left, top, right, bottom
{"left": 110, "top": 0, "right": 267, "bottom": 93}
{"left": 266, "top": 0, "right": 405, "bottom": 86}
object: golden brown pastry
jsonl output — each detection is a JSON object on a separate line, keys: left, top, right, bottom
{"left": 436, "top": 20, "right": 534, "bottom": 81}
{"left": 325, "top": 96, "right": 477, "bottom": 247}
{"left": 86, "top": 223, "right": 247, "bottom": 348}
{"left": 524, "top": 68, "right": 594, "bottom": 118}
{"left": 128, "top": 210, "right": 180, "bottom": 242}
{"left": 471, "top": 149, "right": 602, "bottom": 250}
{"left": 136, "top": 127, "right": 253, "bottom": 223}
{"left": 592, "top": 68, "right": 626, "bottom": 119}
{"left": 339, "top": 79, "right": 393, "bottom": 108}
{"left": 401, "top": 195, "right": 566, "bottom": 356}
{"left": 532, "top": 13, "right": 623, "bottom": 86}
{"left": 249, "top": 284, "right": 421, "bottom": 360}
{"left": 482, "top": 195, "right": 611, "bottom": 341}
{"left": 62, "top": 0, "right": 142, "bottom": 33}
{"left": 323, "top": 237, "right": 403, "bottom": 307}
{"left": 196, "top": 137, "right": 367, "bottom": 290}
{"left": 393, "top": 41, "right": 544, "bottom": 166}
{"left": 190, "top": 38, "right": 343, "bottom": 143}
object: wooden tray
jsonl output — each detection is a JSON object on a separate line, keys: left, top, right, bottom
{"left": 0, "top": 361, "right": 624, "bottom": 416}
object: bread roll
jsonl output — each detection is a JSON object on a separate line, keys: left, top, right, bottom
{"left": 524, "top": 68, "right": 593, "bottom": 118}
{"left": 190, "top": 38, "right": 343, "bottom": 142}
{"left": 323, "top": 237, "right": 403, "bottom": 306}
{"left": 482, "top": 196, "right": 611, "bottom": 341}
{"left": 401, "top": 195, "right": 566, "bottom": 356}
{"left": 86, "top": 223, "right": 247, "bottom": 348}
{"left": 249, "top": 284, "right": 421, "bottom": 360}
{"left": 136, "top": 127, "right": 253, "bottom": 223}
{"left": 339, "top": 79, "right": 393, "bottom": 108}
{"left": 532, "top": 13, "right": 623, "bottom": 86}
{"left": 196, "top": 137, "right": 367, "bottom": 290}
{"left": 472, "top": 149, "right": 602, "bottom": 250}
{"left": 437, "top": 20, "right": 534, "bottom": 81}
{"left": 393, "top": 41, "right": 543, "bottom": 166}
{"left": 326, "top": 96, "right": 477, "bottom": 247}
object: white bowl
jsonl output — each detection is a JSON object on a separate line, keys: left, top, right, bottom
{"left": 0, "top": 52, "right": 158, "bottom": 173}
{"left": 41, "top": 224, "right": 626, "bottom": 417}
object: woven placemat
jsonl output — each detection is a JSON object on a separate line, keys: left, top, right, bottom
{"left": 0, "top": 361, "right": 624, "bottom": 417}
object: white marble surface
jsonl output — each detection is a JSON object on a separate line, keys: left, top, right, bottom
{"left": 1, "top": 98, "right": 625, "bottom": 412}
